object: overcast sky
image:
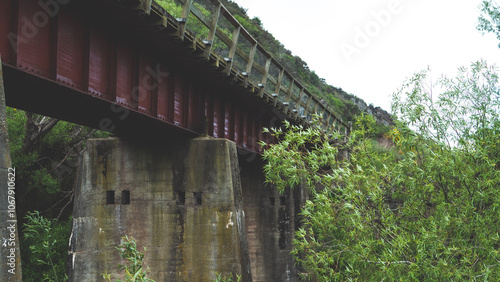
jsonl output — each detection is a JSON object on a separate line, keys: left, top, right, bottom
{"left": 230, "top": 0, "right": 499, "bottom": 112}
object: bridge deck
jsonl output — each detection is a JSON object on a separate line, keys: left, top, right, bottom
{"left": 0, "top": 0, "right": 348, "bottom": 153}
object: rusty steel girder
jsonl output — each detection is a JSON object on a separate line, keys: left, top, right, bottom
{"left": 0, "top": 0, "right": 343, "bottom": 154}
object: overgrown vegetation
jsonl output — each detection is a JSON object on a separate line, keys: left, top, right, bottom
{"left": 213, "top": 272, "right": 242, "bottom": 282}
{"left": 261, "top": 60, "right": 500, "bottom": 280}
{"left": 22, "top": 211, "right": 71, "bottom": 281}
{"left": 103, "top": 236, "right": 154, "bottom": 282}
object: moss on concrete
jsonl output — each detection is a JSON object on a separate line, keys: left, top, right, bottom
{"left": 70, "top": 137, "right": 251, "bottom": 281}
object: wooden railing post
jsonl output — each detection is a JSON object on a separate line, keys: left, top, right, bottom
{"left": 294, "top": 87, "right": 304, "bottom": 119}
{"left": 259, "top": 57, "right": 271, "bottom": 98}
{"left": 244, "top": 43, "right": 257, "bottom": 87}
{"left": 138, "top": 0, "right": 153, "bottom": 14}
{"left": 178, "top": 0, "right": 194, "bottom": 40}
{"left": 303, "top": 95, "right": 312, "bottom": 121}
{"left": 204, "top": 2, "right": 222, "bottom": 59}
{"left": 325, "top": 113, "right": 332, "bottom": 130}
{"left": 272, "top": 69, "right": 284, "bottom": 107}
{"left": 225, "top": 26, "right": 241, "bottom": 75}
{"left": 313, "top": 102, "right": 320, "bottom": 119}
{"left": 331, "top": 117, "right": 337, "bottom": 133}
{"left": 284, "top": 79, "right": 295, "bottom": 114}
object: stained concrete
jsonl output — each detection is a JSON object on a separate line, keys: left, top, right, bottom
{"left": 69, "top": 137, "right": 304, "bottom": 281}
{"left": 69, "top": 137, "right": 251, "bottom": 281}
{"left": 239, "top": 156, "right": 305, "bottom": 282}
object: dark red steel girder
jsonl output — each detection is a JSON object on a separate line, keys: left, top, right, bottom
{"left": 0, "top": 0, "right": 289, "bottom": 153}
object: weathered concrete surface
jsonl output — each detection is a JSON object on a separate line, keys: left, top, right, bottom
{"left": 69, "top": 137, "right": 251, "bottom": 281}
{"left": 0, "top": 56, "right": 22, "bottom": 281}
{"left": 69, "top": 136, "right": 307, "bottom": 281}
{"left": 239, "top": 156, "right": 305, "bottom": 282}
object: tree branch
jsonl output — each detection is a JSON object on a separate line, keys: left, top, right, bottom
{"left": 22, "top": 112, "right": 59, "bottom": 154}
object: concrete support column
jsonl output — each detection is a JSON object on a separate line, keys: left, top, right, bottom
{"left": 239, "top": 157, "right": 302, "bottom": 282}
{"left": 69, "top": 137, "right": 251, "bottom": 281}
{"left": 0, "top": 55, "right": 22, "bottom": 281}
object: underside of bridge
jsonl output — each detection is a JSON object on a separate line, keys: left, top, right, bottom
{"left": 0, "top": 0, "right": 284, "bottom": 154}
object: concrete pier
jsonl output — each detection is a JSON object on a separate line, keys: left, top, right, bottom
{"left": 69, "top": 137, "right": 251, "bottom": 281}
{"left": 69, "top": 137, "right": 303, "bottom": 281}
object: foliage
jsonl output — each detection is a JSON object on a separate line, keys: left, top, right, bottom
{"left": 233, "top": 14, "right": 262, "bottom": 38}
{"left": 7, "top": 108, "right": 109, "bottom": 217}
{"left": 156, "top": 0, "right": 233, "bottom": 57}
{"left": 103, "top": 236, "right": 154, "bottom": 282}
{"left": 155, "top": 0, "right": 182, "bottom": 18}
{"left": 156, "top": 0, "right": 208, "bottom": 37}
{"left": 478, "top": 0, "right": 500, "bottom": 47}
{"left": 261, "top": 61, "right": 500, "bottom": 281}
{"left": 392, "top": 61, "right": 500, "bottom": 147}
{"left": 213, "top": 272, "right": 242, "bottom": 282}
{"left": 7, "top": 109, "right": 59, "bottom": 199}
{"left": 260, "top": 118, "right": 342, "bottom": 193}
{"left": 22, "top": 211, "right": 72, "bottom": 282}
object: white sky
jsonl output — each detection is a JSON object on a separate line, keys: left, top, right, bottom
{"left": 230, "top": 0, "right": 500, "bottom": 112}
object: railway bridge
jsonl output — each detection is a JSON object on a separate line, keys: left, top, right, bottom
{"left": 0, "top": 0, "right": 349, "bottom": 281}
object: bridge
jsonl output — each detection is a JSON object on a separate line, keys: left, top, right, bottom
{"left": 0, "top": 0, "right": 349, "bottom": 281}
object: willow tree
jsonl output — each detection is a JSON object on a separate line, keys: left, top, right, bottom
{"left": 478, "top": 0, "right": 500, "bottom": 47}
{"left": 261, "top": 61, "right": 500, "bottom": 281}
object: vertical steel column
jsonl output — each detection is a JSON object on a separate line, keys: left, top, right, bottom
{"left": 0, "top": 55, "right": 22, "bottom": 281}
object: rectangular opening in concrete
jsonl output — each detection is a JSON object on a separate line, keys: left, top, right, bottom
{"left": 193, "top": 192, "right": 202, "bottom": 206}
{"left": 106, "top": 190, "right": 115, "bottom": 204}
{"left": 177, "top": 191, "right": 185, "bottom": 205}
{"left": 121, "top": 190, "right": 130, "bottom": 204}
{"left": 280, "top": 196, "right": 286, "bottom": 206}
{"left": 270, "top": 197, "right": 275, "bottom": 206}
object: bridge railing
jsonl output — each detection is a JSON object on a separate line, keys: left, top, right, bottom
{"left": 149, "top": 0, "right": 349, "bottom": 135}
